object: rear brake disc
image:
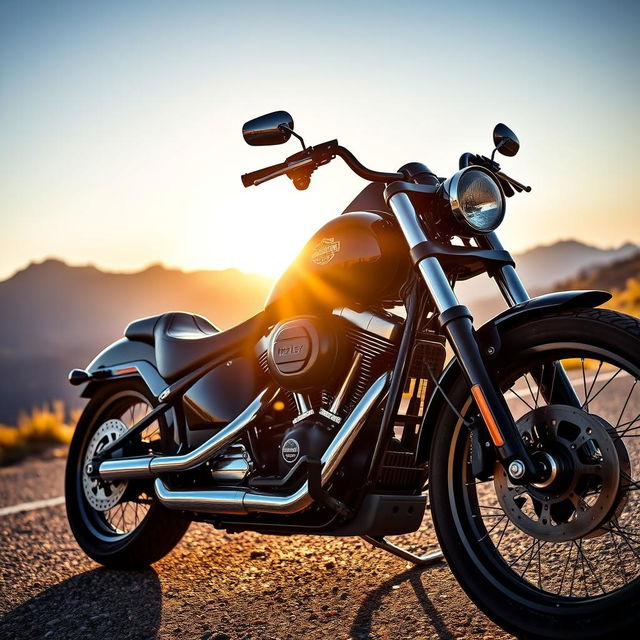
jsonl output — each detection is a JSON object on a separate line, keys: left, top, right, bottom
{"left": 82, "top": 419, "right": 129, "bottom": 511}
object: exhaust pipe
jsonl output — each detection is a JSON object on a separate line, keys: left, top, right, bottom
{"left": 98, "top": 387, "right": 278, "bottom": 481}
{"left": 154, "top": 373, "right": 389, "bottom": 515}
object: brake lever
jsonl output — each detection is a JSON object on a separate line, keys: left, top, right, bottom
{"left": 461, "top": 154, "right": 531, "bottom": 195}
{"left": 499, "top": 178, "right": 515, "bottom": 198}
{"left": 496, "top": 170, "right": 531, "bottom": 193}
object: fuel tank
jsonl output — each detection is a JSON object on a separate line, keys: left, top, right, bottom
{"left": 265, "top": 212, "right": 409, "bottom": 319}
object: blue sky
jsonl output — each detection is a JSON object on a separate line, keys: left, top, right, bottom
{"left": 1, "top": 0, "right": 638, "bottom": 278}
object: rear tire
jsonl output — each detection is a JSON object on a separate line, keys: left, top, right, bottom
{"left": 65, "top": 379, "right": 190, "bottom": 568}
{"left": 430, "top": 309, "right": 640, "bottom": 639}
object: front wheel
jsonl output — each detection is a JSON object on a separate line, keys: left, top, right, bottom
{"left": 430, "top": 308, "right": 640, "bottom": 639}
{"left": 65, "top": 380, "right": 190, "bottom": 568}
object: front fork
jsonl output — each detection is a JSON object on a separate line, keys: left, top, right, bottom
{"left": 388, "top": 192, "right": 578, "bottom": 483}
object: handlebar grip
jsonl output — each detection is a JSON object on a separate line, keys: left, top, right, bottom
{"left": 241, "top": 160, "right": 289, "bottom": 187}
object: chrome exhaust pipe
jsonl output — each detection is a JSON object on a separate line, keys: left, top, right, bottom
{"left": 154, "top": 373, "right": 389, "bottom": 515}
{"left": 98, "top": 387, "right": 278, "bottom": 481}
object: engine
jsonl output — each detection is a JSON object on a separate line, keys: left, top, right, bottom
{"left": 252, "top": 307, "right": 400, "bottom": 480}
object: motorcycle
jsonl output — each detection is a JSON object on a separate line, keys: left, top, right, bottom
{"left": 65, "top": 111, "right": 640, "bottom": 639}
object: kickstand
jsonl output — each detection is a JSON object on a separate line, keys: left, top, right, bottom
{"left": 362, "top": 535, "right": 444, "bottom": 566}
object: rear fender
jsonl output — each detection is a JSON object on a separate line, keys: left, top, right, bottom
{"left": 416, "top": 289, "right": 612, "bottom": 463}
{"left": 79, "top": 338, "right": 166, "bottom": 399}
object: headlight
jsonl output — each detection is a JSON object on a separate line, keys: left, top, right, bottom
{"left": 443, "top": 166, "right": 505, "bottom": 235}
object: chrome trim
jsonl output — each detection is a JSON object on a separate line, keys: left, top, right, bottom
{"left": 209, "top": 445, "right": 251, "bottom": 482}
{"left": 484, "top": 232, "right": 529, "bottom": 305}
{"left": 95, "top": 457, "right": 152, "bottom": 480}
{"left": 98, "top": 387, "right": 277, "bottom": 481}
{"left": 495, "top": 265, "right": 530, "bottom": 306}
{"left": 318, "top": 407, "right": 341, "bottom": 424}
{"left": 292, "top": 408, "right": 314, "bottom": 424}
{"left": 293, "top": 393, "right": 311, "bottom": 415}
{"left": 329, "top": 352, "right": 362, "bottom": 414}
{"left": 154, "top": 372, "right": 389, "bottom": 514}
{"left": 332, "top": 307, "right": 401, "bottom": 342}
{"left": 388, "top": 192, "right": 461, "bottom": 315}
{"left": 388, "top": 192, "right": 430, "bottom": 248}
{"left": 417, "top": 257, "right": 460, "bottom": 314}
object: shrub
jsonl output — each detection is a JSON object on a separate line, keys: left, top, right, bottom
{"left": 0, "top": 401, "right": 79, "bottom": 466}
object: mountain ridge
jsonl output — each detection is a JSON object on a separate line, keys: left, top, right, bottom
{"left": 0, "top": 239, "right": 637, "bottom": 422}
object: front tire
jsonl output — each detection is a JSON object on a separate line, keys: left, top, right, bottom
{"left": 430, "top": 308, "right": 640, "bottom": 639}
{"left": 65, "top": 380, "right": 190, "bottom": 568}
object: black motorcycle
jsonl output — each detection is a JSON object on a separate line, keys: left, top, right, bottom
{"left": 65, "top": 111, "right": 640, "bottom": 639}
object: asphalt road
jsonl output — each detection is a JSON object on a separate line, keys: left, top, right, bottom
{"left": 0, "top": 455, "right": 511, "bottom": 640}
{"left": 2, "top": 368, "right": 637, "bottom": 640}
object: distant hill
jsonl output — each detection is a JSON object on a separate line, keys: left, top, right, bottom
{"left": 0, "top": 240, "right": 638, "bottom": 423}
{"left": 462, "top": 240, "right": 639, "bottom": 323}
{"left": 514, "top": 240, "right": 638, "bottom": 291}
{"left": 0, "top": 259, "right": 273, "bottom": 422}
{"left": 554, "top": 252, "right": 640, "bottom": 293}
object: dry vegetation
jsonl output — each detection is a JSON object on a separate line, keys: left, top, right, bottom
{"left": 0, "top": 401, "right": 79, "bottom": 466}
{"left": 605, "top": 277, "right": 640, "bottom": 317}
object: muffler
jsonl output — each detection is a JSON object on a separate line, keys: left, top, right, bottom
{"left": 154, "top": 373, "right": 389, "bottom": 515}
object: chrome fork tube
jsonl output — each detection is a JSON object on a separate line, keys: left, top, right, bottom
{"left": 390, "top": 193, "right": 459, "bottom": 313}
{"left": 484, "top": 232, "right": 529, "bottom": 305}
{"left": 388, "top": 191, "right": 537, "bottom": 477}
{"left": 388, "top": 192, "right": 458, "bottom": 314}
{"left": 484, "top": 232, "right": 581, "bottom": 407}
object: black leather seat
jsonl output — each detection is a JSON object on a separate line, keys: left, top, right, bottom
{"left": 126, "top": 311, "right": 265, "bottom": 382}
{"left": 124, "top": 314, "right": 165, "bottom": 345}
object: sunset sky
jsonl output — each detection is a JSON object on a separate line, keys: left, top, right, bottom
{"left": 1, "top": 0, "right": 638, "bottom": 280}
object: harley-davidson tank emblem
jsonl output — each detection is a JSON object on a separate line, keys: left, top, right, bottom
{"left": 311, "top": 237, "right": 341, "bottom": 265}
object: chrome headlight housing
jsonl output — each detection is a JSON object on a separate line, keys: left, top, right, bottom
{"left": 442, "top": 166, "right": 505, "bottom": 235}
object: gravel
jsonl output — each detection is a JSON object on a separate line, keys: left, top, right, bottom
{"left": 0, "top": 457, "right": 511, "bottom": 639}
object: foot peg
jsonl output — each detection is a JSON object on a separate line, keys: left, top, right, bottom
{"left": 362, "top": 535, "right": 444, "bottom": 566}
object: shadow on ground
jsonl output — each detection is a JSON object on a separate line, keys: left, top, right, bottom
{"left": 0, "top": 567, "right": 161, "bottom": 640}
{"left": 350, "top": 564, "right": 454, "bottom": 639}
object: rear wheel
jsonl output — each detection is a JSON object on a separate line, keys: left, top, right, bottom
{"left": 430, "top": 309, "right": 640, "bottom": 639}
{"left": 65, "top": 380, "right": 190, "bottom": 568}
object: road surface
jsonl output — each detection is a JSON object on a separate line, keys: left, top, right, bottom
{"left": 0, "top": 455, "right": 510, "bottom": 640}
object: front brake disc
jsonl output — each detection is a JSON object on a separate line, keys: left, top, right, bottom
{"left": 494, "top": 405, "right": 624, "bottom": 542}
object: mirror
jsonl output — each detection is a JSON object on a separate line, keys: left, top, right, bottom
{"left": 242, "top": 111, "right": 294, "bottom": 146}
{"left": 493, "top": 123, "right": 520, "bottom": 157}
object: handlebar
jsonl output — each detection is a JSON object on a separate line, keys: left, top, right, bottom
{"left": 242, "top": 140, "right": 404, "bottom": 189}
{"left": 333, "top": 146, "right": 404, "bottom": 183}
{"left": 241, "top": 157, "right": 315, "bottom": 187}
{"left": 242, "top": 143, "right": 530, "bottom": 195}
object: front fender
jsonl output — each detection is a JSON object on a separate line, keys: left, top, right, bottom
{"left": 416, "top": 289, "right": 611, "bottom": 463}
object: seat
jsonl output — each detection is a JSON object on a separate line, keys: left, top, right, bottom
{"left": 125, "top": 312, "right": 219, "bottom": 346}
{"left": 152, "top": 311, "right": 266, "bottom": 382}
{"left": 124, "top": 314, "right": 165, "bottom": 345}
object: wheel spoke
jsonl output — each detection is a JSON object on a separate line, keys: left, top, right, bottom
{"left": 616, "top": 379, "right": 637, "bottom": 428}
{"left": 583, "top": 360, "right": 604, "bottom": 409}
{"left": 507, "top": 386, "right": 534, "bottom": 410}
{"left": 581, "top": 367, "right": 622, "bottom": 408}
{"left": 417, "top": 333, "right": 640, "bottom": 604}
